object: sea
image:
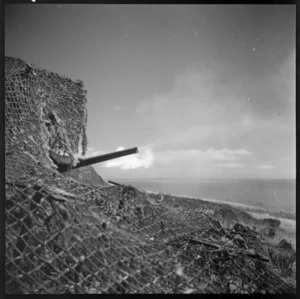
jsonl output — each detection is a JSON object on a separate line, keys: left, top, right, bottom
{"left": 115, "top": 178, "right": 296, "bottom": 239}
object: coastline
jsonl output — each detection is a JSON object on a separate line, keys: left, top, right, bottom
{"left": 141, "top": 188, "right": 296, "bottom": 247}
{"left": 143, "top": 187, "right": 295, "bottom": 218}
{"left": 114, "top": 178, "right": 295, "bottom": 219}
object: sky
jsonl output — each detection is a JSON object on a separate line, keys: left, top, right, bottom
{"left": 5, "top": 4, "right": 296, "bottom": 180}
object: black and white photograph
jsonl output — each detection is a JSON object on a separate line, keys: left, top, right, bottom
{"left": 5, "top": 2, "right": 296, "bottom": 294}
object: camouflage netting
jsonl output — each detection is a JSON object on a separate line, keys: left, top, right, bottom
{"left": 5, "top": 56, "right": 87, "bottom": 173}
{"left": 5, "top": 57, "right": 295, "bottom": 294}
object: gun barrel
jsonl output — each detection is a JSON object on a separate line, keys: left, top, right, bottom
{"left": 57, "top": 147, "right": 138, "bottom": 173}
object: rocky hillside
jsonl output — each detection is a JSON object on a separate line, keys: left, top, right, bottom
{"left": 64, "top": 165, "right": 108, "bottom": 187}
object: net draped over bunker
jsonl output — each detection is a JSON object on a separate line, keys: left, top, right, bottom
{"left": 5, "top": 57, "right": 295, "bottom": 294}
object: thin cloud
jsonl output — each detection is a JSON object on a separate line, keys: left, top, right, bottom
{"left": 154, "top": 148, "right": 252, "bottom": 165}
{"left": 113, "top": 105, "right": 122, "bottom": 111}
{"left": 254, "top": 164, "right": 274, "bottom": 170}
{"left": 105, "top": 146, "right": 154, "bottom": 171}
{"left": 209, "top": 148, "right": 251, "bottom": 161}
{"left": 214, "top": 163, "right": 246, "bottom": 168}
{"left": 280, "top": 156, "right": 293, "bottom": 161}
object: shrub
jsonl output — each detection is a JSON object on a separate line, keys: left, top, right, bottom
{"left": 268, "top": 245, "right": 295, "bottom": 277}
{"left": 262, "top": 218, "right": 281, "bottom": 229}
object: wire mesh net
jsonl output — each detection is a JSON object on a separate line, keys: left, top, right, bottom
{"left": 5, "top": 56, "right": 296, "bottom": 294}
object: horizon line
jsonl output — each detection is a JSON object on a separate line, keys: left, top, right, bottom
{"left": 103, "top": 177, "right": 296, "bottom": 181}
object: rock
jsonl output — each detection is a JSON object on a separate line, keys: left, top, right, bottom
{"left": 183, "top": 288, "right": 195, "bottom": 294}
{"left": 260, "top": 227, "right": 276, "bottom": 239}
{"left": 277, "top": 239, "right": 293, "bottom": 252}
{"left": 262, "top": 218, "right": 281, "bottom": 229}
{"left": 233, "top": 234, "right": 247, "bottom": 249}
{"left": 233, "top": 222, "right": 247, "bottom": 233}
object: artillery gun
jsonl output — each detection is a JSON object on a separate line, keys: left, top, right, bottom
{"left": 51, "top": 147, "right": 138, "bottom": 173}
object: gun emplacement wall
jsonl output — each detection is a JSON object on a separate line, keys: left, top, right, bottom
{"left": 5, "top": 57, "right": 295, "bottom": 294}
